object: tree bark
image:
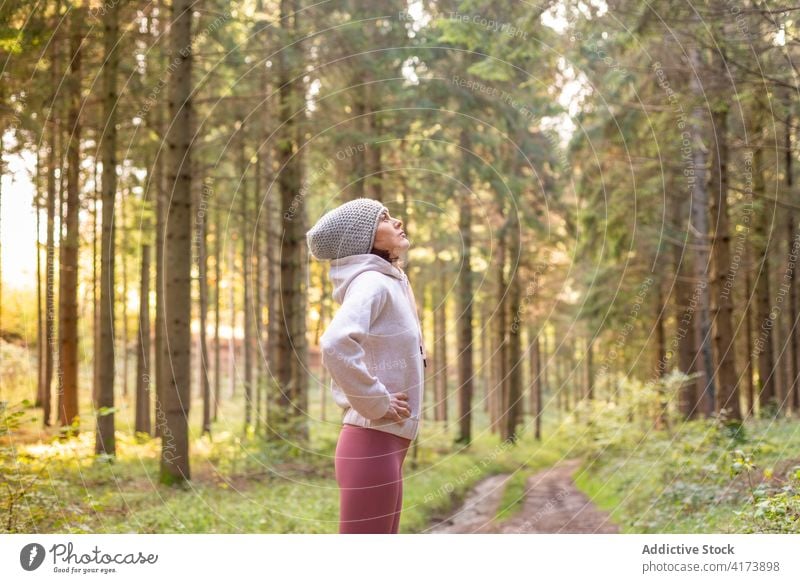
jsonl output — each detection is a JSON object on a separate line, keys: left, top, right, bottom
{"left": 529, "top": 326, "right": 541, "bottom": 441}
{"left": 274, "top": 0, "right": 308, "bottom": 443}
{"left": 96, "top": 0, "right": 119, "bottom": 455}
{"left": 506, "top": 216, "right": 523, "bottom": 443}
{"left": 43, "top": 45, "right": 59, "bottom": 427}
{"left": 213, "top": 187, "right": 222, "bottom": 422}
{"left": 708, "top": 104, "right": 741, "bottom": 422}
{"left": 199, "top": 178, "right": 211, "bottom": 436}
{"left": 689, "top": 44, "right": 715, "bottom": 418}
{"left": 135, "top": 245, "right": 152, "bottom": 435}
{"left": 456, "top": 128, "right": 474, "bottom": 445}
{"left": 240, "top": 129, "right": 253, "bottom": 432}
{"left": 153, "top": 0, "right": 168, "bottom": 439}
{"left": 57, "top": 6, "right": 84, "bottom": 433}
{"left": 434, "top": 251, "right": 447, "bottom": 423}
{"left": 753, "top": 143, "right": 777, "bottom": 414}
{"left": 159, "top": 0, "right": 193, "bottom": 484}
{"left": 783, "top": 110, "right": 799, "bottom": 415}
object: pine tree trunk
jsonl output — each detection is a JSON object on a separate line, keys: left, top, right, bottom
{"left": 655, "top": 278, "right": 668, "bottom": 430}
{"left": 43, "top": 55, "right": 58, "bottom": 427}
{"left": 135, "top": 244, "right": 152, "bottom": 435}
{"left": 496, "top": 228, "right": 508, "bottom": 440}
{"left": 58, "top": 7, "right": 83, "bottom": 432}
{"left": 786, "top": 112, "right": 800, "bottom": 415}
{"left": 530, "top": 327, "right": 541, "bottom": 441}
{"left": 744, "top": 242, "right": 755, "bottom": 417}
{"left": 92, "top": 158, "right": 100, "bottom": 407}
{"left": 456, "top": 129, "right": 474, "bottom": 445}
{"left": 708, "top": 104, "right": 741, "bottom": 422}
{"left": 753, "top": 143, "right": 776, "bottom": 414}
{"left": 506, "top": 219, "right": 522, "bottom": 443}
{"left": 254, "top": 175, "right": 263, "bottom": 436}
{"left": 199, "top": 179, "right": 211, "bottom": 436}
{"left": 228, "top": 238, "right": 236, "bottom": 400}
{"left": 689, "top": 45, "right": 715, "bottom": 418}
{"left": 96, "top": 0, "right": 119, "bottom": 455}
{"left": 240, "top": 131, "right": 253, "bottom": 431}
{"left": 35, "top": 151, "right": 44, "bottom": 408}
{"left": 120, "top": 193, "right": 129, "bottom": 399}
{"left": 275, "top": 0, "right": 308, "bottom": 443}
{"left": 153, "top": 0, "right": 168, "bottom": 439}
{"left": 213, "top": 192, "right": 222, "bottom": 422}
{"left": 672, "top": 174, "right": 699, "bottom": 419}
{"left": 434, "top": 252, "right": 447, "bottom": 423}
{"left": 159, "top": 0, "right": 193, "bottom": 484}
{"left": 266, "top": 139, "right": 280, "bottom": 437}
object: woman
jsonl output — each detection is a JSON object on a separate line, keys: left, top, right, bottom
{"left": 306, "top": 197, "right": 427, "bottom": 534}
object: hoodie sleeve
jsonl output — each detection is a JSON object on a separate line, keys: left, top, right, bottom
{"left": 319, "top": 275, "right": 393, "bottom": 420}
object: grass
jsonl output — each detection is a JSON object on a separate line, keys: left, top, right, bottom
{"left": 1, "top": 338, "right": 574, "bottom": 533}
{"left": 3, "top": 417, "right": 575, "bottom": 534}
{"left": 4, "top": 339, "right": 799, "bottom": 534}
{"left": 571, "top": 416, "right": 800, "bottom": 533}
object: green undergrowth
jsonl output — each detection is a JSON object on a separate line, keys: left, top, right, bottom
{"left": 571, "top": 399, "right": 800, "bottom": 533}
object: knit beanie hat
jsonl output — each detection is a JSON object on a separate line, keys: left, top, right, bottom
{"left": 306, "top": 198, "right": 389, "bottom": 260}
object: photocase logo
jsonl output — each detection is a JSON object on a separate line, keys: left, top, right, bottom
{"left": 20, "top": 543, "right": 46, "bottom": 571}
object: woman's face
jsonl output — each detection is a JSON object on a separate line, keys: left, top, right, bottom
{"left": 373, "top": 209, "right": 409, "bottom": 258}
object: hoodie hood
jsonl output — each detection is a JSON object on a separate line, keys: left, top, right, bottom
{"left": 329, "top": 253, "right": 405, "bottom": 304}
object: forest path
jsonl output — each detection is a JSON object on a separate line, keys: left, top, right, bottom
{"left": 425, "top": 458, "right": 620, "bottom": 534}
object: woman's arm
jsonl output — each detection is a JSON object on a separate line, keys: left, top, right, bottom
{"left": 320, "top": 276, "right": 393, "bottom": 420}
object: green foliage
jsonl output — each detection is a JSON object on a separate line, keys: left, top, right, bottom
{"left": 1, "top": 400, "right": 54, "bottom": 533}
{"left": 573, "top": 410, "right": 800, "bottom": 533}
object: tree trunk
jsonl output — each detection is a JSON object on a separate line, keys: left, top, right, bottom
{"left": 153, "top": 0, "right": 168, "bottom": 439}
{"left": 159, "top": 0, "right": 193, "bottom": 484}
{"left": 496, "top": 227, "right": 508, "bottom": 440}
{"left": 120, "top": 191, "right": 129, "bottom": 399}
{"left": 506, "top": 218, "right": 523, "bottom": 443}
{"left": 708, "top": 104, "right": 741, "bottom": 422}
{"left": 434, "top": 252, "right": 447, "bottom": 423}
{"left": 199, "top": 178, "right": 211, "bottom": 436}
{"left": 654, "top": 278, "right": 668, "bottom": 430}
{"left": 673, "top": 177, "right": 699, "bottom": 419}
{"left": 256, "top": 6, "right": 272, "bottom": 434}
{"left": 529, "top": 326, "right": 541, "bottom": 440}
{"left": 456, "top": 129, "right": 474, "bottom": 445}
{"left": 43, "top": 52, "right": 58, "bottom": 427}
{"left": 213, "top": 189, "right": 222, "bottom": 422}
{"left": 92, "top": 154, "right": 100, "bottom": 407}
{"left": 744, "top": 242, "right": 756, "bottom": 417}
{"left": 689, "top": 44, "right": 715, "bottom": 418}
{"left": 35, "top": 151, "right": 43, "bottom": 408}
{"left": 753, "top": 144, "right": 777, "bottom": 415}
{"left": 274, "top": 0, "right": 308, "bottom": 443}
{"left": 96, "top": 0, "right": 119, "bottom": 455}
{"left": 254, "top": 174, "right": 263, "bottom": 436}
{"left": 787, "top": 111, "right": 800, "bottom": 415}
{"left": 135, "top": 245, "right": 152, "bottom": 435}
{"left": 228, "top": 236, "right": 236, "bottom": 401}
{"left": 240, "top": 130, "right": 253, "bottom": 432}
{"left": 58, "top": 7, "right": 83, "bottom": 433}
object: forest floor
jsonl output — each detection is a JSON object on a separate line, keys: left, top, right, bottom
{"left": 426, "top": 458, "right": 619, "bottom": 533}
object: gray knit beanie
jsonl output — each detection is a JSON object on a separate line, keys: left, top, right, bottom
{"left": 306, "top": 198, "right": 389, "bottom": 260}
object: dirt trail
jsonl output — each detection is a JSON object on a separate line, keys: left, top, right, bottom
{"left": 427, "top": 473, "right": 512, "bottom": 533}
{"left": 426, "top": 458, "right": 620, "bottom": 534}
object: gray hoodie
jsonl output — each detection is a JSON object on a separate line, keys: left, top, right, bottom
{"left": 320, "top": 253, "right": 427, "bottom": 441}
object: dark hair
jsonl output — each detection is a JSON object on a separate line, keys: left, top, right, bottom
{"left": 370, "top": 246, "right": 403, "bottom": 268}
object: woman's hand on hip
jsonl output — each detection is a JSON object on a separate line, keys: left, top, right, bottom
{"left": 380, "top": 392, "right": 411, "bottom": 421}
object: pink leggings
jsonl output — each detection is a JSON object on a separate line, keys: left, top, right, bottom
{"left": 334, "top": 423, "right": 412, "bottom": 534}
